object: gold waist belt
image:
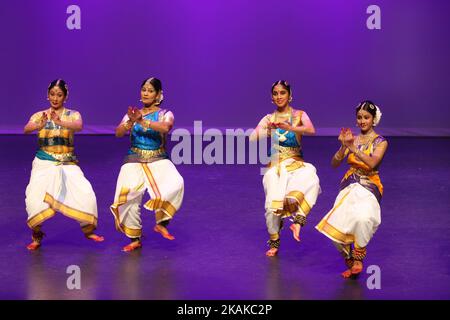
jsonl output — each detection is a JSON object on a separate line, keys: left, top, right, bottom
{"left": 273, "top": 145, "right": 301, "bottom": 152}
{"left": 349, "top": 167, "right": 378, "bottom": 177}
{"left": 273, "top": 145, "right": 301, "bottom": 157}
{"left": 45, "top": 151, "right": 76, "bottom": 162}
{"left": 269, "top": 145, "right": 303, "bottom": 167}
{"left": 131, "top": 147, "right": 166, "bottom": 159}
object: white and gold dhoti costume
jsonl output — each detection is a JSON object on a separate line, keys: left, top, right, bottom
{"left": 110, "top": 159, "right": 184, "bottom": 238}
{"left": 256, "top": 108, "right": 321, "bottom": 245}
{"left": 316, "top": 135, "right": 387, "bottom": 260}
{"left": 110, "top": 108, "right": 184, "bottom": 239}
{"left": 25, "top": 108, "right": 98, "bottom": 234}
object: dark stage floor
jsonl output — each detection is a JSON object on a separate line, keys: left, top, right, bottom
{"left": 0, "top": 135, "right": 449, "bottom": 300}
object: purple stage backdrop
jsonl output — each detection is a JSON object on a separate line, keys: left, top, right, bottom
{"left": 1, "top": 0, "right": 449, "bottom": 135}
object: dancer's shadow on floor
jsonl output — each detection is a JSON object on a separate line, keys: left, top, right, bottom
{"left": 264, "top": 256, "right": 310, "bottom": 300}
{"left": 111, "top": 250, "right": 177, "bottom": 299}
{"left": 334, "top": 276, "right": 365, "bottom": 300}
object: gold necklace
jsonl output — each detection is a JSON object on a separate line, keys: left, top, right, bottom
{"left": 356, "top": 131, "right": 376, "bottom": 150}
{"left": 275, "top": 106, "right": 291, "bottom": 117}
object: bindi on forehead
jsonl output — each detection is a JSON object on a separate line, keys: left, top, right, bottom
{"left": 357, "top": 112, "right": 373, "bottom": 120}
{"left": 49, "top": 88, "right": 64, "bottom": 94}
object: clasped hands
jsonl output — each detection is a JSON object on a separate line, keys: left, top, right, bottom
{"left": 266, "top": 121, "right": 292, "bottom": 132}
{"left": 36, "top": 110, "right": 62, "bottom": 130}
{"left": 127, "top": 106, "right": 143, "bottom": 123}
{"left": 339, "top": 127, "right": 355, "bottom": 149}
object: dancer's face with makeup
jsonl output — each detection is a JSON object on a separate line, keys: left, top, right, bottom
{"left": 48, "top": 86, "right": 65, "bottom": 110}
{"left": 140, "top": 83, "right": 159, "bottom": 106}
{"left": 272, "top": 84, "right": 290, "bottom": 108}
{"left": 357, "top": 109, "right": 374, "bottom": 132}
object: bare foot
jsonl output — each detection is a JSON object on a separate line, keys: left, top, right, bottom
{"left": 351, "top": 260, "right": 363, "bottom": 275}
{"left": 27, "top": 230, "right": 44, "bottom": 250}
{"left": 26, "top": 241, "right": 41, "bottom": 251}
{"left": 289, "top": 224, "right": 301, "bottom": 242}
{"left": 86, "top": 234, "right": 105, "bottom": 242}
{"left": 154, "top": 225, "right": 175, "bottom": 240}
{"left": 265, "top": 247, "right": 278, "bottom": 257}
{"left": 122, "top": 241, "right": 142, "bottom": 252}
{"left": 341, "top": 269, "right": 353, "bottom": 278}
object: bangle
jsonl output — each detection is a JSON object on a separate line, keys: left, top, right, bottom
{"left": 123, "top": 121, "right": 133, "bottom": 130}
{"left": 335, "top": 147, "right": 346, "bottom": 160}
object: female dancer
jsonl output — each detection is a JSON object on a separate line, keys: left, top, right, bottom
{"left": 111, "top": 77, "right": 184, "bottom": 252}
{"left": 24, "top": 79, "right": 104, "bottom": 250}
{"left": 316, "top": 101, "right": 387, "bottom": 278}
{"left": 250, "top": 80, "right": 321, "bottom": 256}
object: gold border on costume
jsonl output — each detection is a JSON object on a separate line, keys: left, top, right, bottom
{"left": 110, "top": 160, "right": 184, "bottom": 238}
{"left": 25, "top": 108, "right": 99, "bottom": 235}
{"left": 315, "top": 135, "right": 386, "bottom": 250}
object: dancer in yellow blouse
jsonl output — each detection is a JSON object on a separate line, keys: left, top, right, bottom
{"left": 24, "top": 79, "right": 104, "bottom": 250}
{"left": 316, "top": 100, "right": 388, "bottom": 278}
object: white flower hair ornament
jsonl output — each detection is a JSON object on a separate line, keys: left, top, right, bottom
{"left": 372, "top": 104, "right": 382, "bottom": 126}
{"left": 156, "top": 90, "right": 164, "bottom": 105}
